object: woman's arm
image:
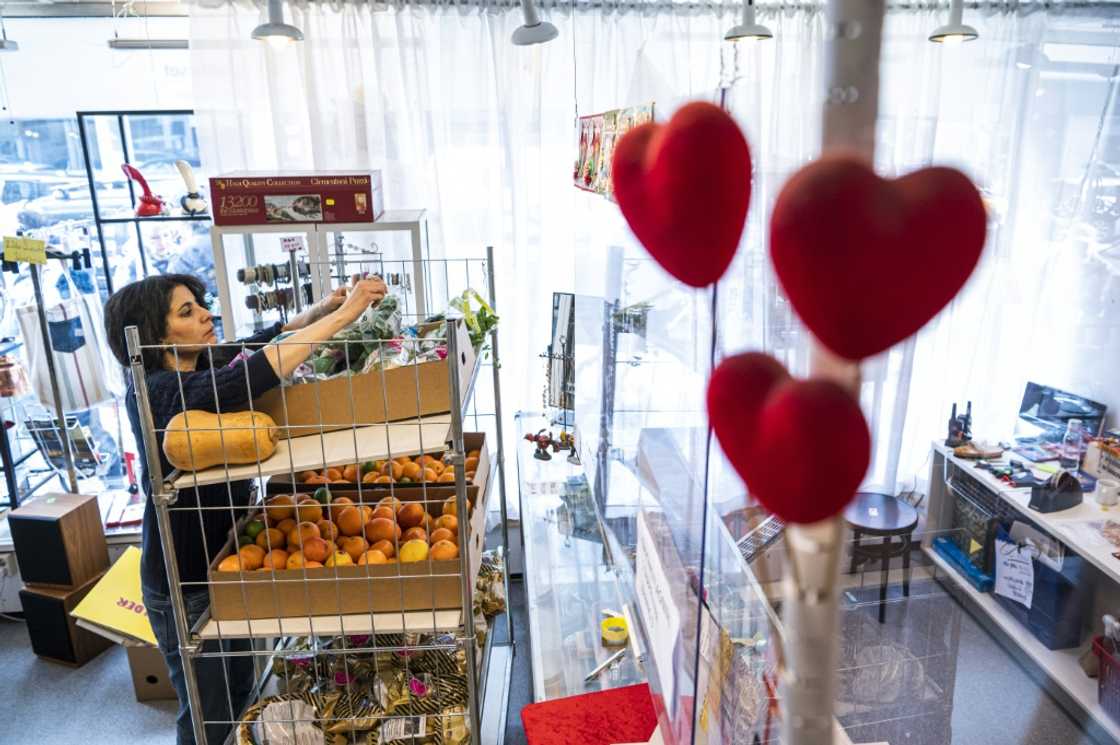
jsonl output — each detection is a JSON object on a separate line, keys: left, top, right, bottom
{"left": 162, "top": 277, "right": 388, "bottom": 413}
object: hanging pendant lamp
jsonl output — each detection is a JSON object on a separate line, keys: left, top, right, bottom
{"left": 512, "top": 0, "right": 558, "bottom": 46}
{"left": 929, "top": 0, "right": 978, "bottom": 44}
{"left": 725, "top": 0, "right": 772, "bottom": 42}
{"left": 252, "top": 0, "right": 304, "bottom": 44}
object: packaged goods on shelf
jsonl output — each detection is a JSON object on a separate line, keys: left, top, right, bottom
{"left": 211, "top": 171, "right": 384, "bottom": 227}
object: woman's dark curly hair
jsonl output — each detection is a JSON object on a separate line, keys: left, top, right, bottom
{"left": 104, "top": 274, "right": 209, "bottom": 372}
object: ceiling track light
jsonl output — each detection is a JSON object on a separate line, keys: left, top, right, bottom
{"left": 930, "top": 0, "right": 978, "bottom": 44}
{"left": 252, "top": 0, "right": 304, "bottom": 44}
{"left": 108, "top": 37, "right": 189, "bottom": 50}
{"left": 511, "top": 0, "right": 558, "bottom": 46}
{"left": 0, "top": 10, "right": 18, "bottom": 52}
{"left": 725, "top": 0, "right": 773, "bottom": 42}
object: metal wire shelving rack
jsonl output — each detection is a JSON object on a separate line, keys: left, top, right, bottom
{"left": 126, "top": 247, "right": 512, "bottom": 745}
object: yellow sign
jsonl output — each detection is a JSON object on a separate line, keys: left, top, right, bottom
{"left": 71, "top": 546, "right": 158, "bottom": 646}
{"left": 2, "top": 236, "right": 46, "bottom": 265}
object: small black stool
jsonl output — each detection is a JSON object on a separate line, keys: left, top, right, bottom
{"left": 844, "top": 491, "right": 919, "bottom": 623}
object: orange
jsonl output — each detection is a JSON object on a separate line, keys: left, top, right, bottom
{"left": 340, "top": 536, "right": 370, "bottom": 562}
{"left": 342, "top": 464, "right": 360, "bottom": 483}
{"left": 358, "top": 549, "right": 389, "bottom": 565}
{"left": 371, "top": 539, "right": 397, "bottom": 559}
{"left": 362, "top": 472, "right": 382, "bottom": 484}
{"left": 265, "top": 495, "right": 296, "bottom": 521}
{"left": 402, "top": 527, "right": 427, "bottom": 544}
{"left": 373, "top": 475, "right": 394, "bottom": 484}
{"left": 429, "top": 528, "right": 456, "bottom": 545}
{"left": 430, "top": 540, "right": 459, "bottom": 561}
{"left": 325, "top": 551, "right": 353, "bottom": 567}
{"left": 463, "top": 456, "right": 480, "bottom": 473}
{"left": 441, "top": 496, "right": 466, "bottom": 517}
{"left": 435, "top": 514, "right": 458, "bottom": 533}
{"left": 256, "top": 528, "right": 286, "bottom": 551}
{"left": 218, "top": 555, "right": 246, "bottom": 572}
{"left": 293, "top": 521, "right": 322, "bottom": 547}
{"left": 422, "top": 512, "right": 436, "bottom": 533}
{"left": 329, "top": 497, "right": 354, "bottom": 523}
{"left": 400, "top": 462, "right": 422, "bottom": 481}
{"left": 466, "top": 471, "right": 476, "bottom": 483}
{"left": 275, "top": 518, "right": 298, "bottom": 538}
{"left": 285, "top": 551, "right": 307, "bottom": 569}
{"left": 393, "top": 455, "right": 412, "bottom": 466}
{"left": 261, "top": 549, "right": 289, "bottom": 571}
{"left": 296, "top": 498, "right": 323, "bottom": 524}
{"left": 371, "top": 506, "right": 396, "bottom": 522}
{"left": 298, "top": 470, "right": 317, "bottom": 483}
{"left": 304, "top": 474, "right": 330, "bottom": 485}
{"left": 302, "top": 537, "right": 329, "bottom": 563}
{"left": 419, "top": 468, "right": 439, "bottom": 483}
{"left": 364, "top": 518, "right": 400, "bottom": 544}
{"left": 377, "top": 496, "right": 402, "bottom": 513}
{"left": 397, "top": 502, "right": 425, "bottom": 529}
{"left": 325, "top": 468, "right": 343, "bottom": 481}
{"left": 316, "top": 519, "right": 339, "bottom": 542}
{"left": 466, "top": 449, "right": 481, "bottom": 460}
{"left": 304, "top": 561, "right": 323, "bottom": 568}
{"left": 437, "top": 471, "right": 456, "bottom": 484}
{"left": 359, "top": 505, "right": 374, "bottom": 524}
{"left": 399, "top": 540, "right": 429, "bottom": 563}
{"left": 380, "top": 461, "right": 405, "bottom": 480}
{"left": 323, "top": 540, "right": 338, "bottom": 555}
{"left": 337, "top": 507, "right": 364, "bottom": 537}
{"left": 238, "top": 545, "right": 265, "bottom": 571}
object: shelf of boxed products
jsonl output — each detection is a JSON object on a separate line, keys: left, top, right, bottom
{"left": 935, "top": 443, "right": 1120, "bottom": 588}
{"left": 170, "top": 415, "right": 452, "bottom": 490}
{"left": 924, "top": 543, "right": 1120, "bottom": 744}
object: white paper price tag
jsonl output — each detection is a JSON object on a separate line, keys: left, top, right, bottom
{"left": 280, "top": 235, "right": 305, "bottom": 253}
{"left": 995, "top": 537, "right": 1035, "bottom": 609}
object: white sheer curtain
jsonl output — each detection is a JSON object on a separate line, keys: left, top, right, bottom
{"left": 189, "top": 0, "right": 1120, "bottom": 507}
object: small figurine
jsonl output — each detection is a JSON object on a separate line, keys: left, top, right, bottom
{"left": 121, "top": 163, "right": 168, "bottom": 217}
{"left": 526, "top": 429, "right": 554, "bottom": 460}
{"left": 175, "top": 160, "right": 208, "bottom": 215}
{"left": 525, "top": 428, "right": 581, "bottom": 464}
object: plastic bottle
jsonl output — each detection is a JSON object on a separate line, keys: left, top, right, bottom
{"left": 1060, "top": 418, "right": 1085, "bottom": 471}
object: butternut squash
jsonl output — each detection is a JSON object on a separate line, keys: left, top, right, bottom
{"left": 163, "top": 410, "right": 278, "bottom": 471}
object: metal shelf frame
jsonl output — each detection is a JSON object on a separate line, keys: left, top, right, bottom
{"left": 127, "top": 246, "right": 512, "bottom": 745}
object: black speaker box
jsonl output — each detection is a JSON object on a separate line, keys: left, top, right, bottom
{"left": 9, "top": 492, "right": 109, "bottom": 589}
{"left": 20, "top": 572, "right": 112, "bottom": 667}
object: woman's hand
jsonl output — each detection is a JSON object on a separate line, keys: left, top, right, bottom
{"left": 334, "top": 276, "right": 389, "bottom": 325}
{"left": 283, "top": 275, "right": 385, "bottom": 330}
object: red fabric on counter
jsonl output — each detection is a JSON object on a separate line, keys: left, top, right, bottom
{"left": 521, "top": 683, "right": 657, "bottom": 745}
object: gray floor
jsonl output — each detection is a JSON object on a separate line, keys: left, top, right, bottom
{"left": 0, "top": 616, "right": 177, "bottom": 743}
{"left": 0, "top": 574, "right": 1105, "bottom": 745}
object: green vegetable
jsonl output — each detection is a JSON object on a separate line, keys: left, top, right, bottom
{"left": 313, "top": 487, "right": 332, "bottom": 505}
{"left": 237, "top": 534, "right": 255, "bottom": 548}
{"left": 449, "top": 288, "right": 499, "bottom": 350}
{"left": 360, "top": 461, "right": 378, "bottom": 475}
{"left": 244, "top": 519, "right": 266, "bottom": 540}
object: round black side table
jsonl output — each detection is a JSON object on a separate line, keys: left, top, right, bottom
{"left": 844, "top": 491, "right": 919, "bottom": 624}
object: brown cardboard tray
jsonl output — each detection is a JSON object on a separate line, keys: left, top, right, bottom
{"left": 206, "top": 434, "right": 490, "bottom": 621}
{"left": 254, "top": 320, "right": 476, "bottom": 440}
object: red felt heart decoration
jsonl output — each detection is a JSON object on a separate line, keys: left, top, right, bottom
{"left": 770, "top": 155, "right": 986, "bottom": 361}
{"left": 707, "top": 352, "right": 870, "bottom": 524}
{"left": 612, "top": 102, "right": 752, "bottom": 288}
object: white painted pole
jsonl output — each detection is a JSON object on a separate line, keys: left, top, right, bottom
{"left": 780, "top": 2, "right": 884, "bottom": 744}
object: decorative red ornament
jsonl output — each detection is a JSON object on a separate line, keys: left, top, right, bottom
{"left": 612, "top": 102, "right": 752, "bottom": 288}
{"left": 707, "top": 352, "right": 870, "bottom": 524}
{"left": 769, "top": 155, "right": 986, "bottom": 361}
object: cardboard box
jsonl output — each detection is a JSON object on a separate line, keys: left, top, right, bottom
{"left": 20, "top": 571, "right": 113, "bottom": 667}
{"left": 207, "top": 434, "right": 490, "bottom": 621}
{"left": 254, "top": 319, "right": 476, "bottom": 440}
{"left": 126, "top": 645, "right": 177, "bottom": 702}
{"left": 209, "top": 171, "right": 384, "bottom": 226}
{"left": 9, "top": 492, "right": 109, "bottom": 590}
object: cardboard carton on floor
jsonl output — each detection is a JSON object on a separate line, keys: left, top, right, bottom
{"left": 207, "top": 433, "right": 491, "bottom": 621}
{"left": 254, "top": 319, "right": 476, "bottom": 440}
{"left": 126, "top": 644, "right": 176, "bottom": 702}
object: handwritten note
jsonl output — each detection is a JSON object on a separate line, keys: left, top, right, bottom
{"left": 995, "top": 537, "right": 1035, "bottom": 609}
{"left": 3, "top": 236, "right": 46, "bottom": 265}
{"left": 635, "top": 510, "right": 681, "bottom": 719}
